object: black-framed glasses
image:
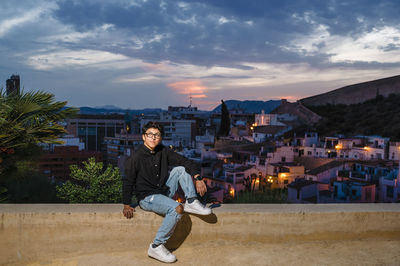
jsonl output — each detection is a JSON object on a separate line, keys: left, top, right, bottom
{"left": 145, "top": 132, "right": 161, "bottom": 139}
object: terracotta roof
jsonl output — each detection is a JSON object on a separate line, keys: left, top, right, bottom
{"left": 307, "top": 160, "right": 345, "bottom": 176}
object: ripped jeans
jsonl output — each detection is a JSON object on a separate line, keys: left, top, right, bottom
{"left": 139, "top": 166, "right": 197, "bottom": 245}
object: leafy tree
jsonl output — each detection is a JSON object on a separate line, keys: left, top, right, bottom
{"left": 4, "top": 170, "right": 62, "bottom": 203}
{"left": 56, "top": 157, "right": 122, "bottom": 203}
{"left": 0, "top": 185, "right": 7, "bottom": 202}
{"left": 0, "top": 89, "right": 78, "bottom": 201}
{"left": 218, "top": 100, "right": 231, "bottom": 136}
{"left": 0, "top": 89, "right": 78, "bottom": 176}
{"left": 0, "top": 89, "right": 77, "bottom": 150}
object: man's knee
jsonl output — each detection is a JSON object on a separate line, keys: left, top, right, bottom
{"left": 175, "top": 204, "right": 184, "bottom": 214}
{"left": 172, "top": 166, "right": 185, "bottom": 175}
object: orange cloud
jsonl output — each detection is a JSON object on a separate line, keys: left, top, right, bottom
{"left": 143, "top": 62, "right": 168, "bottom": 71}
{"left": 167, "top": 80, "right": 208, "bottom": 98}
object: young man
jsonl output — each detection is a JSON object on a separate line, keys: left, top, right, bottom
{"left": 122, "top": 121, "right": 211, "bottom": 263}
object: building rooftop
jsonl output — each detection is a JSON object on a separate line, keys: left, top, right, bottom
{"left": 225, "top": 165, "right": 254, "bottom": 172}
{"left": 288, "top": 178, "right": 319, "bottom": 189}
{"left": 253, "top": 125, "right": 287, "bottom": 134}
{"left": 307, "top": 160, "right": 345, "bottom": 176}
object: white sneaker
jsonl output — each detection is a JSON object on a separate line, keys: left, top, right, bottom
{"left": 148, "top": 243, "right": 177, "bottom": 263}
{"left": 184, "top": 199, "right": 212, "bottom": 215}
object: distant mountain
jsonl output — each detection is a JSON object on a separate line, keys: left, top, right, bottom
{"left": 212, "top": 100, "right": 281, "bottom": 114}
{"left": 94, "top": 105, "right": 123, "bottom": 110}
{"left": 79, "top": 106, "right": 164, "bottom": 115}
{"left": 300, "top": 75, "right": 400, "bottom": 106}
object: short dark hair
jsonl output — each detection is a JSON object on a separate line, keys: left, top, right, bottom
{"left": 142, "top": 121, "right": 164, "bottom": 136}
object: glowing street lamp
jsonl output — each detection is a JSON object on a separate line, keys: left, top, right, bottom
{"left": 229, "top": 188, "right": 235, "bottom": 197}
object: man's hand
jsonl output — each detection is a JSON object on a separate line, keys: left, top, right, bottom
{"left": 123, "top": 204, "right": 135, "bottom": 219}
{"left": 195, "top": 180, "right": 207, "bottom": 197}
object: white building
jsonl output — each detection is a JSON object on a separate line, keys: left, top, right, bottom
{"left": 40, "top": 135, "right": 85, "bottom": 151}
{"left": 256, "top": 146, "right": 295, "bottom": 174}
{"left": 378, "top": 164, "right": 400, "bottom": 202}
{"left": 252, "top": 125, "right": 288, "bottom": 143}
{"left": 389, "top": 142, "right": 400, "bottom": 160}
{"left": 140, "top": 118, "right": 196, "bottom": 148}
{"left": 254, "top": 110, "right": 295, "bottom": 127}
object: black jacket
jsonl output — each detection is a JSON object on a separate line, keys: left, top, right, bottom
{"left": 122, "top": 144, "right": 200, "bottom": 205}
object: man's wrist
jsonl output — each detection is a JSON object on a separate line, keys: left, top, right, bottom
{"left": 194, "top": 175, "right": 203, "bottom": 181}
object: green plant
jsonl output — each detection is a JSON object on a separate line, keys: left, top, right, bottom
{"left": 0, "top": 89, "right": 77, "bottom": 150}
{"left": 0, "top": 89, "right": 78, "bottom": 178}
{"left": 232, "top": 189, "right": 287, "bottom": 203}
{"left": 218, "top": 100, "right": 231, "bottom": 137}
{"left": 56, "top": 157, "right": 122, "bottom": 203}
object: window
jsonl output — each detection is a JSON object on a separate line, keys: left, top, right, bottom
{"left": 307, "top": 151, "right": 312, "bottom": 155}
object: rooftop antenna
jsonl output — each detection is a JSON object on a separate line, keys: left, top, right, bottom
{"left": 189, "top": 94, "right": 192, "bottom": 107}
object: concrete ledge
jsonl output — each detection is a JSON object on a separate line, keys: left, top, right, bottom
{"left": 1, "top": 204, "right": 400, "bottom": 265}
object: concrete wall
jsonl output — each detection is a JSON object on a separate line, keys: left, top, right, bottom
{"left": 1, "top": 204, "right": 400, "bottom": 265}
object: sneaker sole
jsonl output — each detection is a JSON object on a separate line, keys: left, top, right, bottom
{"left": 148, "top": 253, "right": 176, "bottom": 263}
{"left": 184, "top": 208, "right": 212, "bottom": 215}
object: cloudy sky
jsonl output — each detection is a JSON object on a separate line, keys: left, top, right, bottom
{"left": 1, "top": 0, "right": 400, "bottom": 110}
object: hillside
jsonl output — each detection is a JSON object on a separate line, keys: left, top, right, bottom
{"left": 306, "top": 93, "right": 400, "bottom": 140}
{"left": 300, "top": 75, "right": 400, "bottom": 106}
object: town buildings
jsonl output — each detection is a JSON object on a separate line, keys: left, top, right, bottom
{"left": 38, "top": 146, "right": 102, "bottom": 180}
{"left": 66, "top": 114, "right": 125, "bottom": 152}
{"left": 103, "top": 133, "right": 143, "bottom": 166}
{"left": 34, "top": 100, "right": 400, "bottom": 203}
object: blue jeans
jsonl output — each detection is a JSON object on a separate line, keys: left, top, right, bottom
{"left": 139, "top": 166, "right": 197, "bottom": 245}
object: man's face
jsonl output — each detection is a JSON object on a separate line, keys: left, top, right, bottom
{"left": 142, "top": 127, "right": 162, "bottom": 150}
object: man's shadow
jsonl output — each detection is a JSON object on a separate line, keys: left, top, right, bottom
{"left": 164, "top": 211, "right": 218, "bottom": 251}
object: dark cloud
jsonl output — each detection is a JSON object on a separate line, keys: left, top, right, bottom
{"left": 50, "top": 0, "right": 308, "bottom": 66}
{"left": 55, "top": 0, "right": 167, "bottom": 30}
{"left": 49, "top": 0, "right": 400, "bottom": 69}
{"left": 1, "top": 0, "right": 400, "bottom": 109}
